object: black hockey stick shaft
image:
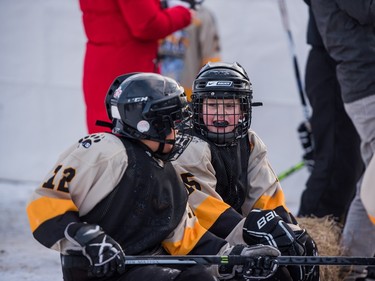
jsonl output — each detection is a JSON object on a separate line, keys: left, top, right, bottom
{"left": 278, "top": 256, "right": 375, "bottom": 266}
{"left": 277, "top": 0, "right": 310, "bottom": 120}
{"left": 124, "top": 255, "right": 375, "bottom": 266}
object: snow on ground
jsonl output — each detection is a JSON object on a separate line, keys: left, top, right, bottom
{"left": 0, "top": 181, "right": 62, "bottom": 280}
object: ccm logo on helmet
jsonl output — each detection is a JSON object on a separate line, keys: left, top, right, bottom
{"left": 206, "top": 81, "right": 233, "bottom": 87}
{"left": 127, "top": 97, "right": 149, "bottom": 103}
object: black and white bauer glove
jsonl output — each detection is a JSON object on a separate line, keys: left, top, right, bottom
{"left": 243, "top": 209, "right": 320, "bottom": 281}
{"left": 65, "top": 222, "right": 126, "bottom": 278}
{"left": 243, "top": 209, "right": 302, "bottom": 256}
{"left": 219, "top": 244, "right": 280, "bottom": 280}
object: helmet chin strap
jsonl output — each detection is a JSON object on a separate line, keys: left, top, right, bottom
{"left": 156, "top": 142, "right": 165, "bottom": 155}
{"left": 156, "top": 139, "right": 176, "bottom": 155}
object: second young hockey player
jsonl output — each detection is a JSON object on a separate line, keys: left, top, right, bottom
{"left": 173, "top": 62, "right": 320, "bottom": 281}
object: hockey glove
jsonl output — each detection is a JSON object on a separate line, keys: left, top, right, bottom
{"left": 219, "top": 244, "right": 279, "bottom": 280}
{"left": 65, "top": 223, "right": 126, "bottom": 278}
{"left": 289, "top": 229, "right": 320, "bottom": 281}
{"left": 297, "top": 121, "right": 314, "bottom": 172}
{"left": 243, "top": 209, "right": 303, "bottom": 256}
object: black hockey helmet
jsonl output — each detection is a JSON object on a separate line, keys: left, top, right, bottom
{"left": 105, "top": 72, "right": 192, "bottom": 161}
{"left": 191, "top": 61, "right": 253, "bottom": 146}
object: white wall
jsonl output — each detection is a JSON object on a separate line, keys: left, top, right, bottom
{"left": 0, "top": 0, "right": 310, "bottom": 212}
{"left": 0, "top": 1, "right": 86, "bottom": 181}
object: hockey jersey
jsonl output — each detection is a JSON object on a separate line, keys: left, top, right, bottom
{"left": 26, "top": 133, "right": 229, "bottom": 260}
{"left": 172, "top": 130, "right": 291, "bottom": 243}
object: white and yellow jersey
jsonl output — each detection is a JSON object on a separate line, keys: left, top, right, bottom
{"left": 26, "top": 133, "right": 228, "bottom": 257}
{"left": 172, "top": 130, "right": 291, "bottom": 242}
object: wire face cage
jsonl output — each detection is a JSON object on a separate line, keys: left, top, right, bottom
{"left": 192, "top": 92, "right": 251, "bottom": 146}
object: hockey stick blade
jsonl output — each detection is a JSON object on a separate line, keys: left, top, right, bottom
{"left": 124, "top": 255, "right": 375, "bottom": 266}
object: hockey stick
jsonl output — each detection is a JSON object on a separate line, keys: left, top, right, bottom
{"left": 124, "top": 255, "right": 375, "bottom": 266}
{"left": 277, "top": 0, "right": 314, "bottom": 179}
{"left": 277, "top": 0, "right": 310, "bottom": 120}
{"left": 277, "top": 161, "right": 305, "bottom": 181}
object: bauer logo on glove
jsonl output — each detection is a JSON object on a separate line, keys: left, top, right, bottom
{"left": 255, "top": 210, "right": 278, "bottom": 229}
{"left": 243, "top": 209, "right": 300, "bottom": 256}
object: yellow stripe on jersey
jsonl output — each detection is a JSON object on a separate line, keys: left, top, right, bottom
{"left": 27, "top": 197, "right": 78, "bottom": 232}
{"left": 252, "top": 187, "right": 289, "bottom": 211}
{"left": 369, "top": 214, "right": 375, "bottom": 225}
{"left": 185, "top": 88, "right": 193, "bottom": 101}
{"left": 162, "top": 220, "right": 207, "bottom": 255}
{"left": 194, "top": 196, "right": 230, "bottom": 230}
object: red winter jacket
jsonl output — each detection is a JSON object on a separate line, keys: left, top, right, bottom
{"left": 79, "top": 0, "right": 192, "bottom": 133}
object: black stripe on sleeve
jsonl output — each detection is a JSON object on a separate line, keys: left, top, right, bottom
{"left": 33, "top": 211, "right": 80, "bottom": 248}
{"left": 209, "top": 207, "right": 243, "bottom": 238}
{"left": 188, "top": 231, "right": 228, "bottom": 255}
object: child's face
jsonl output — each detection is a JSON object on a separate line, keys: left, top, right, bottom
{"left": 202, "top": 98, "right": 242, "bottom": 134}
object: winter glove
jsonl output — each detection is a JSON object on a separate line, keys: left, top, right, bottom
{"left": 297, "top": 121, "right": 314, "bottom": 172}
{"left": 219, "top": 244, "right": 280, "bottom": 280}
{"left": 65, "top": 223, "right": 126, "bottom": 278}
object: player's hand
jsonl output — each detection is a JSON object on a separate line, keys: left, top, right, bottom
{"left": 243, "top": 209, "right": 303, "bottom": 256}
{"left": 243, "top": 210, "right": 321, "bottom": 280}
{"left": 219, "top": 244, "right": 280, "bottom": 280}
{"left": 290, "top": 230, "right": 320, "bottom": 281}
{"left": 65, "top": 223, "right": 126, "bottom": 277}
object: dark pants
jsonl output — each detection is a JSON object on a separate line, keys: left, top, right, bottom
{"left": 298, "top": 47, "right": 363, "bottom": 220}
{"left": 61, "top": 255, "right": 216, "bottom": 281}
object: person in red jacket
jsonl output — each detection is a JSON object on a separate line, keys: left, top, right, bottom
{"left": 79, "top": 0, "right": 193, "bottom": 133}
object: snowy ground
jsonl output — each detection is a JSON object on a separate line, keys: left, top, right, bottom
{"left": 0, "top": 0, "right": 309, "bottom": 280}
{"left": 0, "top": 181, "right": 62, "bottom": 280}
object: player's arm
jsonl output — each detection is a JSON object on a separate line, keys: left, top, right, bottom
{"left": 243, "top": 130, "right": 289, "bottom": 216}
{"left": 27, "top": 133, "right": 128, "bottom": 253}
{"left": 26, "top": 146, "right": 81, "bottom": 251}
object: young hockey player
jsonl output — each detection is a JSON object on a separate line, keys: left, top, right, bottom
{"left": 172, "top": 62, "right": 320, "bottom": 281}
{"left": 26, "top": 72, "right": 280, "bottom": 281}
{"left": 158, "top": 3, "right": 221, "bottom": 100}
